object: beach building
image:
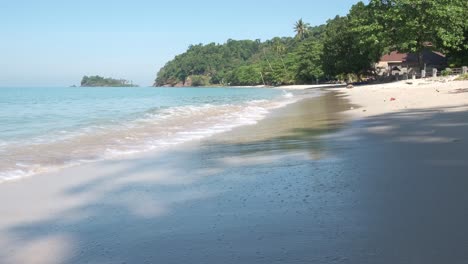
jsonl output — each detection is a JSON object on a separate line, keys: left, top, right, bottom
{"left": 376, "top": 49, "right": 447, "bottom": 77}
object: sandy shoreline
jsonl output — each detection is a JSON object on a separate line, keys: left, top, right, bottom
{"left": 1, "top": 80, "right": 468, "bottom": 263}
{"left": 331, "top": 78, "right": 468, "bottom": 117}
{"left": 277, "top": 84, "right": 346, "bottom": 90}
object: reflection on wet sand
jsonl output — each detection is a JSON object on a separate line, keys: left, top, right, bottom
{"left": 209, "top": 91, "right": 351, "bottom": 159}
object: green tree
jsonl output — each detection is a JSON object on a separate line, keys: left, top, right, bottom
{"left": 228, "top": 65, "right": 263, "bottom": 86}
{"left": 293, "top": 39, "right": 324, "bottom": 83}
{"left": 321, "top": 2, "right": 386, "bottom": 80}
{"left": 189, "top": 75, "right": 211, "bottom": 86}
{"left": 322, "top": 16, "right": 371, "bottom": 80}
{"left": 370, "top": 0, "right": 467, "bottom": 67}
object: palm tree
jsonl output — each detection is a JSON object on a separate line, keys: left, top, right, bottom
{"left": 294, "top": 19, "right": 310, "bottom": 40}
{"left": 262, "top": 47, "right": 274, "bottom": 72}
{"left": 273, "top": 40, "right": 288, "bottom": 74}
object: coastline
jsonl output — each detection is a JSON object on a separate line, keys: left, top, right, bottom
{"left": 153, "top": 84, "right": 345, "bottom": 90}
{"left": 2, "top": 80, "right": 468, "bottom": 263}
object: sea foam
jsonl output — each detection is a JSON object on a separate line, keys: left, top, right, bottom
{"left": 0, "top": 88, "right": 314, "bottom": 183}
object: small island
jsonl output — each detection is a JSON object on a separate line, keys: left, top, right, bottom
{"left": 81, "top": 75, "right": 138, "bottom": 87}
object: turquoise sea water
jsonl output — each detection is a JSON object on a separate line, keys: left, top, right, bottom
{"left": 0, "top": 87, "right": 298, "bottom": 182}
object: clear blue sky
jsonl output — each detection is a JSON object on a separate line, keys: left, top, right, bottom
{"left": 0, "top": 0, "right": 360, "bottom": 87}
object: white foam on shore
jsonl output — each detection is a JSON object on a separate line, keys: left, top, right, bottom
{"left": 0, "top": 91, "right": 317, "bottom": 183}
{"left": 282, "top": 90, "right": 294, "bottom": 98}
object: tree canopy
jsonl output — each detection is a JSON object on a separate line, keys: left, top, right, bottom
{"left": 369, "top": 0, "right": 468, "bottom": 67}
{"left": 155, "top": 0, "right": 467, "bottom": 87}
{"left": 155, "top": 29, "right": 325, "bottom": 87}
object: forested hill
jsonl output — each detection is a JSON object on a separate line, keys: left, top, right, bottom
{"left": 154, "top": 24, "right": 326, "bottom": 87}
{"left": 154, "top": 0, "right": 467, "bottom": 87}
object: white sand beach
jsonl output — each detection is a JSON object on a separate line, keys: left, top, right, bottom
{"left": 334, "top": 78, "right": 468, "bottom": 117}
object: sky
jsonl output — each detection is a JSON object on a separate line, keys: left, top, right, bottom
{"left": 0, "top": 0, "right": 360, "bottom": 87}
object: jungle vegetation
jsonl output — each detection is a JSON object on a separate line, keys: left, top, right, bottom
{"left": 155, "top": 0, "right": 467, "bottom": 87}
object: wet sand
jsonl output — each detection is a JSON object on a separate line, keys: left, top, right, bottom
{"left": 1, "top": 88, "right": 468, "bottom": 263}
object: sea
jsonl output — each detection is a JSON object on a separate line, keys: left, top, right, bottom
{"left": 0, "top": 86, "right": 301, "bottom": 183}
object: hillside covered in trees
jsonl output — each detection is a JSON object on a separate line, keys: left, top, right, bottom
{"left": 81, "top": 76, "right": 138, "bottom": 87}
{"left": 155, "top": 0, "right": 467, "bottom": 87}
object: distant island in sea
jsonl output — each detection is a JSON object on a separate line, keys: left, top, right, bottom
{"left": 81, "top": 75, "right": 138, "bottom": 87}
